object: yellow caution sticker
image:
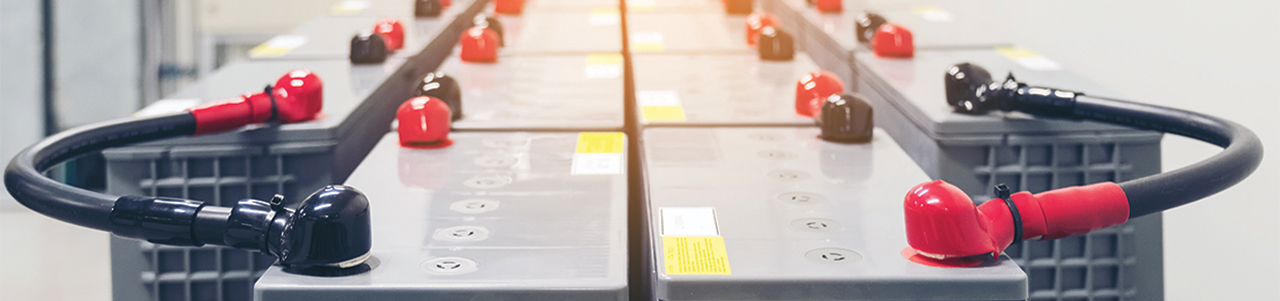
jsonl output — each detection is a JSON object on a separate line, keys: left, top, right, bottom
{"left": 249, "top": 35, "right": 307, "bottom": 58}
{"left": 332, "top": 0, "right": 370, "bottom": 15}
{"left": 631, "top": 32, "right": 665, "bottom": 53}
{"left": 638, "top": 91, "right": 686, "bottom": 122}
{"left": 911, "top": 5, "right": 953, "bottom": 22}
{"left": 996, "top": 47, "right": 1062, "bottom": 71}
{"left": 572, "top": 132, "right": 624, "bottom": 175}
{"left": 627, "top": 0, "right": 655, "bottom": 11}
{"left": 585, "top": 53, "right": 623, "bottom": 78}
{"left": 663, "top": 236, "right": 732, "bottom": 275}
{"left": 589, "top": 8, "right": 621, "bottom": 26}
{"left": 575, "top": 132, "right": 625, "bottom": 153}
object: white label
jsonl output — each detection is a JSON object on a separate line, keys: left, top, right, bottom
{"left": 631, "top": 32, "right": 664, "bottom": 44}
{"left": 912, "top": 6, "right": 954, "bottom": 22}
{"left": 589, "top": 13, "right": 620, "bottom": 26}
{"left": 333, "top": 0, "right": 370, "bottom": 14}
{"left": 1013, "top": 57, "right": 1062, "bottom": 71}
{"left": 571, "top": 153, "right": 623, "bottom": 175}
{"left": 637, "top": 90, "right": 681, "bottom": 106}
{"left": 135, "top": 98, "right": 202, "bottom": 117}
{"left": 585, "top": 65, "right": 622, "bottom": 78}
{"left": 661, "top": 207, "right": 720, "bottom": 237}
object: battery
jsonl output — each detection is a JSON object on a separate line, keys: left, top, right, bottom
{"left": 632, "top": 53, "right": 820, "bottom": 127}
{"left": 255, "top": 132, "right": 629, "bottom": 300}
{"left": 763, "top": 0, "right": 1016, "bottom": 85}
{"left": 498, "top": 11, "right": 623, "bottom": 55}
{"left": 437, "top": 53, "right": 625, "bottom": 131}
{"left": 642, "top": 127, "right": 1028, "bottom": 300}
{"left": 248, "top": 0, "right": 481, "bottom": 61}
{"left": 855, "top": 48, "right": 1166, "bottom": 301}
{"left": 626, "top": 12, "right": 753, "bottom": 54}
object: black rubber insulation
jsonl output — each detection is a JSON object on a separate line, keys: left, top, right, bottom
{"left": 4, "top": 112, "right": 197, "bottom": 231}
{"left": 1070, "top": 95, "right": 1263, "bottom": 218}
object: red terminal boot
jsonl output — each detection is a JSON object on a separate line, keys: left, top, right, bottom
{"left": 873, "top": 23, "right": 914, "bottom": 58}
{"left": 374, "top": 18, "right": 405, "bottom": 51}
{"left": 745, "top": 12, "right": 779, "bottom": 46}
{"left": 794, "top": 71, "right": 845, "bottom": 117}
{"left": 494, "top": 0, "right": 523, "bottom": 14}
{"left": 397, "top": 96, "right": 453, "bottom": 148}
{"left": 814, "top": 0, "right": 842, "bottom": 12}
{"left": 459, "top": 26, "right": 499, "bottom": 63}
{"left": 441, "top": 0, "right": 451, "bottom": 7}
{"left": 188, "top": 70, "right": 323, "bottom": 135}
{"left": 902, "top": 180, "right": 1129, "bottom": 267}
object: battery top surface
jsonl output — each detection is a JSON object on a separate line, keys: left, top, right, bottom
{"left": 249, "top": 0, "right": 477, "bottom": 60}
{"left": 439, "top": 53, "right": 625, "bottom": 131}
{"left": 627, "top": 12, "right": 754, "bottom": 55}
{"left": 138, "top": 59, "right": 403, "bottom": 144}
{"left": 781, "top": 0, "right": 1015, "bottom": 51}
{"left": 256, "top": 132, "right": 629, "bottom": 300}
{"left": 632, "top": 53, "right": 821, "bottom": 127}
{"left": 497, "top": 11, "right": 624, "bottom": 55}
{"left": 643, "top": 127, "right": 1027, "bottom": 300}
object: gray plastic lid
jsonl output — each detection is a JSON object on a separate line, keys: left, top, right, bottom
{"left": 857, "top": 48, "right": 1144, "bottom": 136}
{"left": 784, "top": 0, "right": 1014, "bottom": 51}
{"left": 643, "top": 127, "right": 1027, "bottom": 300}
{"left": 440, "top": 54, "right": 625, "bottom": 131}
{"left": 626, "top": 12, "right": 754, "bottom": 54}
{"left": 498, "top": 12, "right": 623, "bottom": 55}
{"left": 250, "top": 0, "right": 475, "bottom": 61}
{"left": 255, "top": 133, "right": 628, "bottom": 300}
{"left": 140, "top": 59, "right": 403, "bottom": 144}
{"left": 632, "top": 53, "right": 820, "bottom": 126}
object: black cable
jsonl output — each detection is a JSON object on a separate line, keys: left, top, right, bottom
{"left": 4, "top": 112, "right": 197, "bottom": 231}
{"left": 1070, "top": 95, "right": 1263, "bottom": 218}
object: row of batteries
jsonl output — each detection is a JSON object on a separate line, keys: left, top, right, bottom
{"left": 119, "top": 0, "right": 1152, "bottom": 300}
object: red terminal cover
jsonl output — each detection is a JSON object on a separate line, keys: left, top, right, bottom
{"left": 794, "top": 71, "right": 845, "bottom": 117}
{"left": 374, "top": 18, "right": 405, "bottom": 50}
{"left": 873, "top": 23, "right": 914, "bottom": 58}
{"left": 459, "top": 27, "right": 499, "bottom": 63}
{"left": 441, "top": 0, "right": 451, "bottom": 7}
{"left": 903, "top": 180, "right": 1129, "bottom": 261}
{"left": 189, "top": 70, "right": 323, "bottom": 135}
{"left": 815, "top": 0, "right": 843, "bottom": 12}
{"left": 745, "top": 13, "right": 780, "bottom": 46}
{"left": 494, "top": 0, "right": 523, "bottom": 14}
{"left": 397, "top": 96, "right": 453, "bottom": 148}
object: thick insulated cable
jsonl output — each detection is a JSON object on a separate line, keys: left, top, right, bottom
{"left": 1071, "top": 95, "right": 1263, "bottom": 218}
{"left": 4, "top": 112, "right": 197, "bottom": 231}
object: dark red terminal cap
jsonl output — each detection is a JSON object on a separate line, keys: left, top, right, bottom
{"left": 745, "top": 12, "right": 779, "bottom": 46}
{"left": 494, "top": 0, "right": 523, "bottom": 15}
{"left": 374, "top": 18, "right": 405, "bottom": 50}
{"left": 815, "top": 0, "right": 842, "bottom": 12}
{"left": 415, "top": 0, "right": 442, "bottom": 17}
{"left": 873, "top": 23, "right": 913, "bottom": 57}
{"left": 794, "top": 71, "right": 845, "bottom": 117}
{"left": 397, "top": 96, "right": 453, "bottom": 148}
{"left": 188, "top": 70, "right": 323, "bottom": 135}
{"left": 459, "top": 27, "right": 499, "bottom": 63}
{"left": 902, "top": 180, "right": 1129, "bottom": 265}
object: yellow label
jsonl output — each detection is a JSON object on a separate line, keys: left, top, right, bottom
{"left": 642, "top": 106, "right": 687, "bottom": 122}
{"left": 587, "top": 53, "right": 624, "bottom": 66}
{"left": 632, "top": 43, "right": 665, "bottom": 52}
{"left": 575, "top": 132, "right": 625, "bottom": 154}
{"left": 631, "top": 32, "right": 665, "bottom": 53}
{"left": 332, "top": 0, "right": 369, "bottom": 15}
{"left": 995, "top": 47, "right": 1040, "bottom": 59}
{"left": 663, "top": 236, "right": 731, "bottom": 275}
{"left": 249, "top": 35, "right": 306, "bottom": 58}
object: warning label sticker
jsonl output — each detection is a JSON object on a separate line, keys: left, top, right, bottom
{"left": 996, "top": 47, "right": 1062, "bottom": 71}
{"left": 638, "top": 91, "right": 687, "bottom": 122}
{"left": 631, "top": 32, "right": 665, "bottom": 52}
{"left": 585, "top": 53, "right": 623, "bottom": 79}
{"left": 331, "top": 0, "right": 369, "bottom": 15}
{"left": 588, "top": 8, "right": 621, "bottom": 26}
{"left": 663, "top": 236, "right": 732, "bottom": 275}
{"left": 249, "top": 35, "right": 307, "bottom": 58}
{"left": 572, "top": 132, "right": 624, "bottom": 175}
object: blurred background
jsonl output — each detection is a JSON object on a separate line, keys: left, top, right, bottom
{"left": 1, "top": 0, "right": 1277, "bottom": 300}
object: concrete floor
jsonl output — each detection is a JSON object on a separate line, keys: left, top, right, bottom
{"left": 2, "top": 0, "right": 1279, "bottom": 300}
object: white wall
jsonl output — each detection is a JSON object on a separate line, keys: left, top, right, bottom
{"left": 0, "top": 0, "right": 46, "bottom": 209}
